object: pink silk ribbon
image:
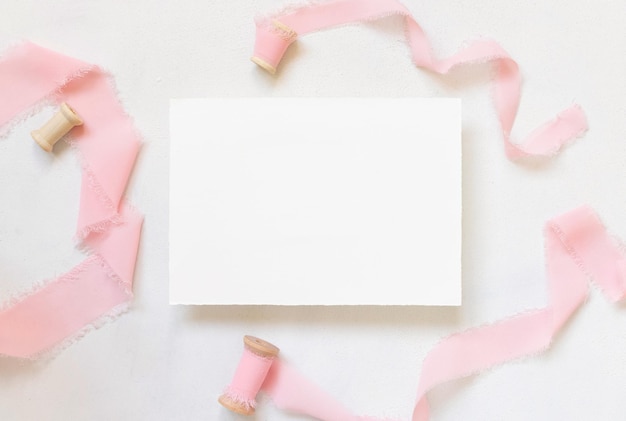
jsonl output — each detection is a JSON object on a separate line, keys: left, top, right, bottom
{"left": 252, "top": 0, "right": 588, "bottom": 160}
{"left": 249, "top": 205, "right": 626, "bottom": 420}
{"left": 0, "top": 42, "right": 143, "bottom": 359}
{"left": 243, "top": 0, "right": 609, "bottom": 419}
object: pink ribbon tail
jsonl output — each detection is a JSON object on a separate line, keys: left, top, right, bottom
{"left": 0, "top": 42, "right": 143, "bottom": 359}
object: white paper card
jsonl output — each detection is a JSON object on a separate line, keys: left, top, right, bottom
{"left": 170, "top": 98, "right": 461, "bottom": 305}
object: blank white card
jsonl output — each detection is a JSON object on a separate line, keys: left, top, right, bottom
{"left": 170, "top": 98, "right": 461, "bottom": 305}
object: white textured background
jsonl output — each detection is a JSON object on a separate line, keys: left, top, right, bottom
{"left": 1, "top": 1, "right": 626, "bottom": 420}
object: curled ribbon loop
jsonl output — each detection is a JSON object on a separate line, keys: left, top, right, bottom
{"left": 0, "top": 42, "right": 143, "bottom": 359}
{"left": 252, "top": 0, "right": 588, "bottom": 159}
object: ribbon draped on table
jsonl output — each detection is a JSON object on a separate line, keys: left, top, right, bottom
{"left": 228, "top": 206, "right": 626, "bottom": 420}
{"left": 252, "top": 0, "right": 588, "bottom": 160}
{"left": 235, "top": 0, "right": 612, "bottom": 420}
{"left": 0, "top": 42, "right": 143, "bottom": 359}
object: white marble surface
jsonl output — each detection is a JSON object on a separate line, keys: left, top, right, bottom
{"left": 1, "top": 1, "right": 625, "bottom": 420}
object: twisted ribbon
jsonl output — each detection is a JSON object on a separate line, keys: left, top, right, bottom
{"left": 0, "top": 42, "right": 143, "bottom": 359}
{"left": 252, "top": 0, "right": 588, "bottom": 160}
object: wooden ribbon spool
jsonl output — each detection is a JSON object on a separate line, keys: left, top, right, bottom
{"left": 218, "top": 335, "right": 280, "bottom": 415}
{"left": 31, "top": 102, "right": 83, "bottom": 152}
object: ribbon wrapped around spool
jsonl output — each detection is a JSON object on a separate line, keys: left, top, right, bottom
{"left": 219, "top": 336, "right": 395, "bottom": 420}
{"left": 251, "top": 20, "right": 297, "bottom": 74}
{"left": 219, "top": 335, "right": 280, "bottom": 415}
